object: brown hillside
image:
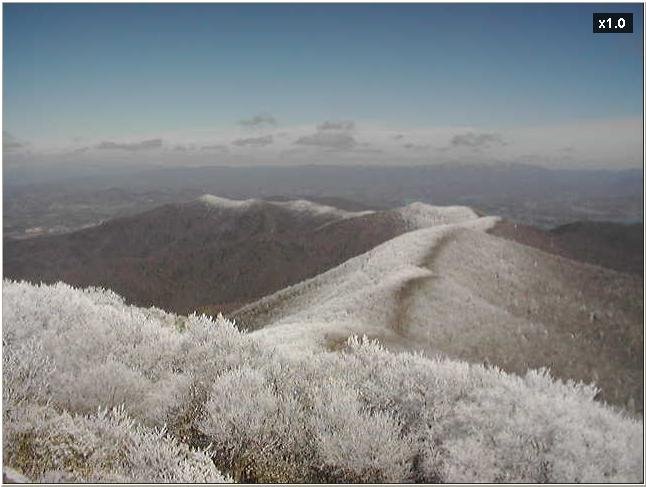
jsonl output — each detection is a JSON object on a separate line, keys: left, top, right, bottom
{"left": 489, "top": 220, "right": 643, "bottom": 276}
{"left": 3, "top": 198, "right": 407, "bottom": 315}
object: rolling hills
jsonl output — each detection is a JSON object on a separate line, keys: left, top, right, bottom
{"left": 6, "top": 164, "right": 641, "bottom": 236}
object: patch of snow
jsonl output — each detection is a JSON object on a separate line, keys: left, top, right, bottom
{"left": 272, "top": 199, "right": 374, "bottom": 219}
{"left": 198, "top": 194, "right": 373, "bottom": 220}
{"left": 198, "top": 194, "right": 257, "bottom": 209}
{"left": 394, "top": 202, "right": 479, "bottom": 229}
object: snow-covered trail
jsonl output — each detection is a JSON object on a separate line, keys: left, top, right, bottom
{"left": 389, "top": 231, "right": 454, "bottom": 340}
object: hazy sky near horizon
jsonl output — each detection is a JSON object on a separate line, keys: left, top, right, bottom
{"left": 3, "top": 3, "right": 644, "bottom": 169}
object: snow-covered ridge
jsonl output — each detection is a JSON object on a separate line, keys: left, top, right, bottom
{"left": 198, "top": 194, "right": 374, "bottom": 219}
{"left": 199, "top": 195, "right": 485, "bottom": 230}
{"left": 235, "top": 215, "right": 500, "bottom": 351}
{"left": 274, "top": 199, "right": 374, "bottom": 219}
{"left": 198, "top": 194, "right": 256, "bottom": 209}
{"left": 394, "top": 202, "right": 479, "bottom": 229}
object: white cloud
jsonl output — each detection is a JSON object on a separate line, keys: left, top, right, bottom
{"left": 95, "top": 138, "right": 163, "bottom": 151}
{"left": 232, "top": 135, "right": 274, "bottom": 147}
{"left": 239, "top": 113, "right": 277, "bottom": 128}
{"left": 5, "top": 117, "right": 642, "bottom": 170}
{"left": 449, "top": 132, "right": 507, "bottom": 150}
{"left": 3, "top": 131, "right": 27, "bottom": 152}
{"left": 295, "top": 132, "right": 358, "bottom": 150}
{"left": 318, "top": 120, "right": 355, "bottom": 131}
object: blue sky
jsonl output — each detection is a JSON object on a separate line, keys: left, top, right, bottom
{"left": 2, "top": 3, "right": 644, "bottom": 168}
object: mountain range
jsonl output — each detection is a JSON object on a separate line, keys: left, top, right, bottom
{"left": 4, "top": 195, "right": 643, "bottom": 414}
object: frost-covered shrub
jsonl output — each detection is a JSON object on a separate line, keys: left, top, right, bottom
{"left": 3, "top": 280, "right": 643, "bottom": 483}
{"left": 199, "top": 361, "right": 414, "bottom": 483}
{"left": 307, "top": 380, "right": 414, "bottom": 483}
{"left": 3, "top": 281, "right": 198, "bottom": 425}
{"left": 201, "top": 365, "right": 310, "bottom": 482}
{"left": 3, "top": 403, "right": 229, "bottom": 483}
{"left": 259, "top": 354, "right": 417, "bottom": 483}
{"left": 2, "top": 336, "right": 55, "bottom": 407}
{"left": 438, "top": 368, "right": 643, "bottom": 483}
{"left": 320, "top": 340, "right": 643, "bottom": 483}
